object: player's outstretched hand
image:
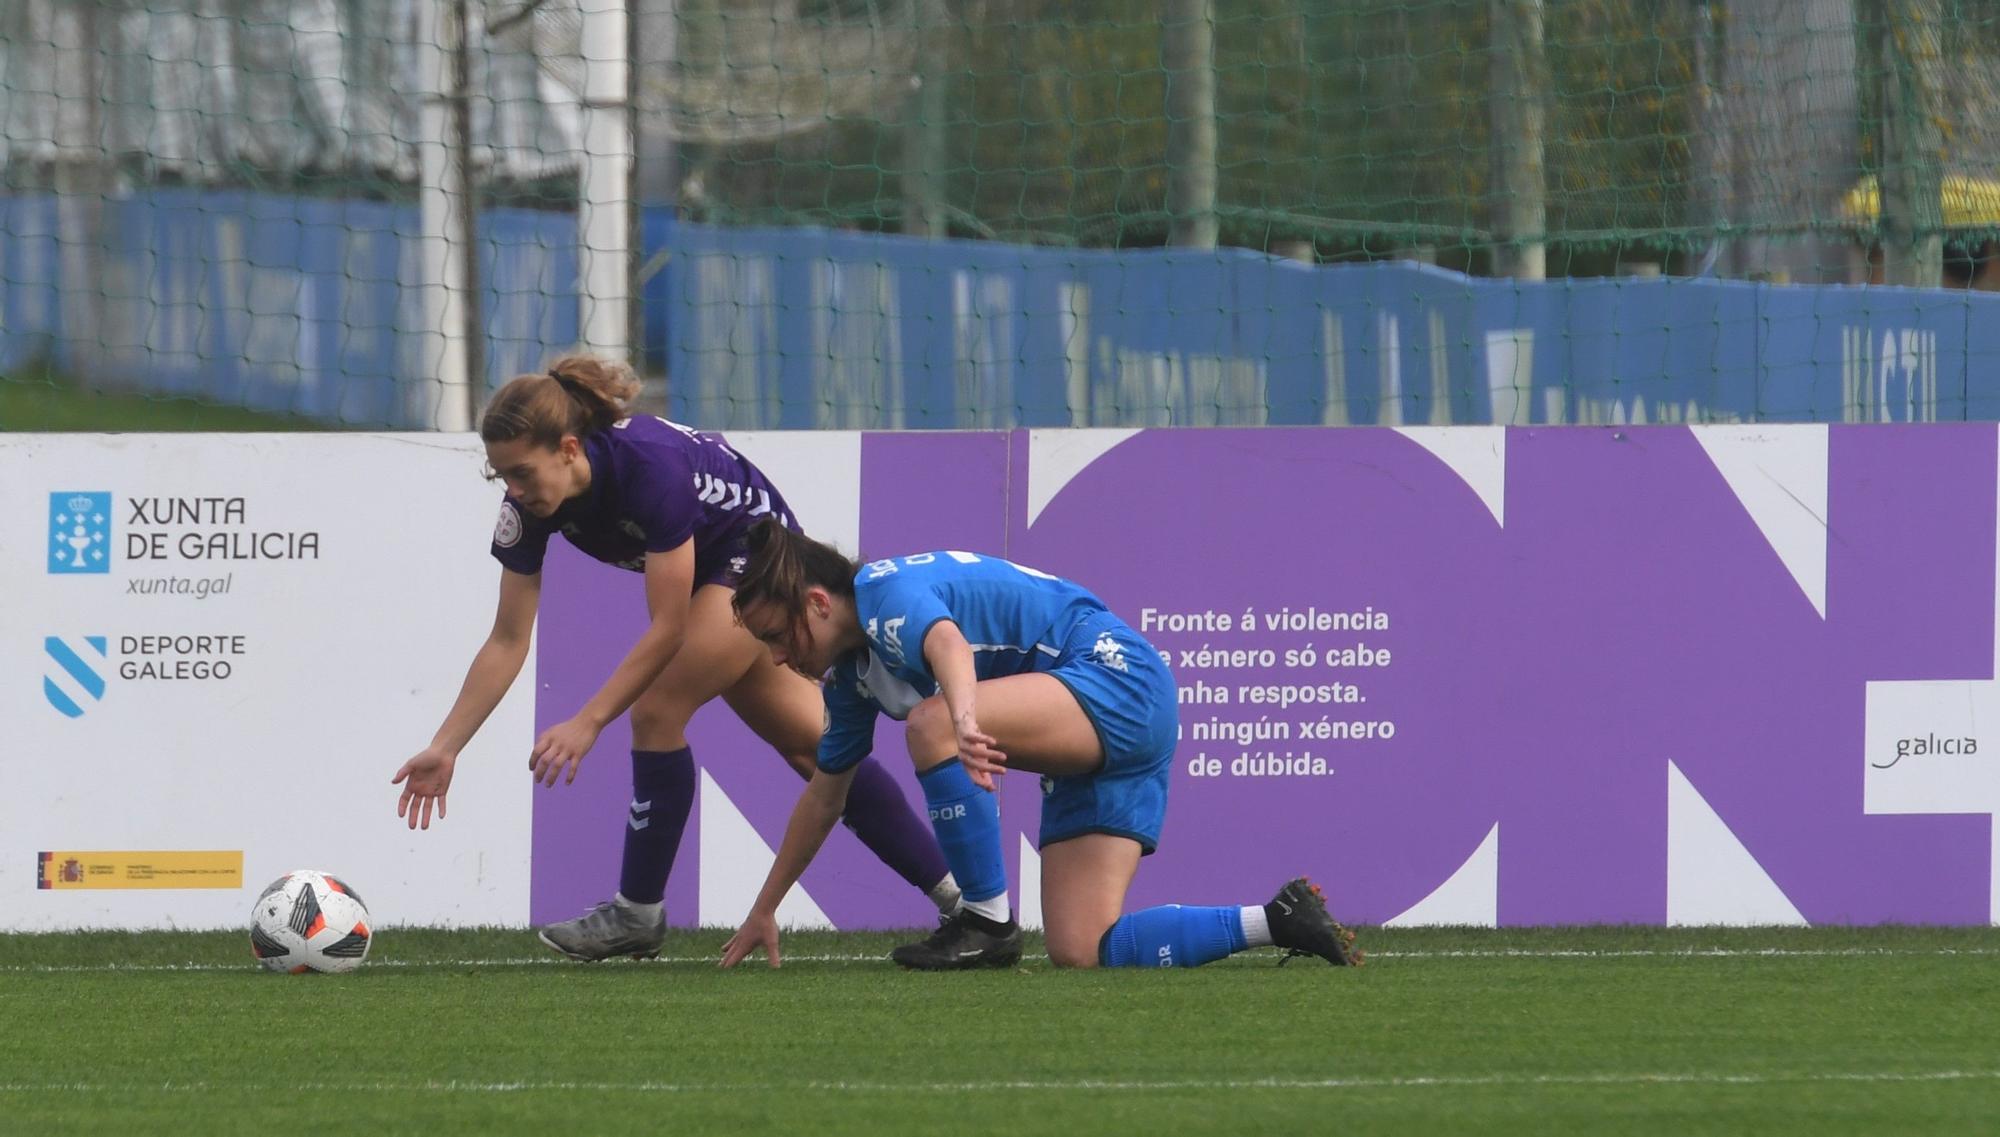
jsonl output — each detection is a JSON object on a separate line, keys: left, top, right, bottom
{"left": 530, "top": 716, "right": 600, "bottom": 787}
{"left": 392, "top": 746, "right": 457, "bottom": 830}
{"left": 953, "top": 709, "right": 1006, "bottom": 791}
{"left": 720, "top": 910, "right": 782, "bottom": 969}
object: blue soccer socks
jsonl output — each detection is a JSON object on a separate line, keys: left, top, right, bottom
{"left": 916, "top": 759, "right": 1009, "bottom": 919}
{"left": 1098, "top": 904, "right": 1259, "bottom": 969}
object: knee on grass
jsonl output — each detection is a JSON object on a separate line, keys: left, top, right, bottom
{"left": 1046, "top": 926, "right": 1104, "bottom": 969}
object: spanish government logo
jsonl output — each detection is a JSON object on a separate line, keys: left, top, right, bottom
{"left": 48, "top": 492, "right": 111, "bottom": 574}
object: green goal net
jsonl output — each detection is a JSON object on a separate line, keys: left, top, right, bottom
{"left": 1, "top": 1, "right": 1997, "bottom": 429}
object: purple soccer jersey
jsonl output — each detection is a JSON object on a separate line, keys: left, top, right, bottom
{"left": 488, "top": 415, "right": 796, "bottom": 580}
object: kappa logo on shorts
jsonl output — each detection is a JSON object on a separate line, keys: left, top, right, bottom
{"left": 493, "top": 501, "right": 524, "bottom": 548}
{"left": 1090, "top": 631, "right": 1129, "bottom": 673}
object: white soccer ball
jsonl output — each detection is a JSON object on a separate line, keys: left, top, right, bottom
{"left": 249, "top": 870, "right": 373, "bottom": 974}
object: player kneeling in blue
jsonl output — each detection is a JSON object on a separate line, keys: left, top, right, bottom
{"left": 718, "top": 522, "right": 1361, "bottom": 971}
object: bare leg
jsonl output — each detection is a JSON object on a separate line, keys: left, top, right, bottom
{"left": 1039, "top": 833, "right": 1143, "bottom": 968}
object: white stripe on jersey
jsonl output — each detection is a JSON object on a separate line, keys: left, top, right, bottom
{"left": 966, "top": 642, "right": 1054, "bottom": 656}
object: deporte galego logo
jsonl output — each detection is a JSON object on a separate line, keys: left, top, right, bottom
{"left": 43, "top": 636, "right": 108, "bottom": 718}
{"left": 40, "top": 633, "right": 249, "bottom": 717}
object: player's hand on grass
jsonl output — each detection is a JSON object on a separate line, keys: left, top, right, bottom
{"left": 953, "top": 709, "right": 1006, "bottom": 791}
{"left": 720, "top": 910, "right": 782, "bottom": 969}
{"left": 392, "top": 747, "right": 457, "bottom": 830}
{"left": 530, "top": 716, "right": 600, "bottom": 787}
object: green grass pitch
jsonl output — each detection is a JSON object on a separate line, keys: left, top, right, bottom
{"left": 3, "top": 925, "right": 1998, "bottom": 1135}
{"left": 0, "top": 365, "right": 335, "bottom": 432}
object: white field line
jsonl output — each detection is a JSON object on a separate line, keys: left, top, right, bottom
{"left": 1378, "top": 946, "right": 2000, "bottom": 958}
{"left": 3, "top": 945, "right": 1999, "bottom": 974}
{"left": 2, "top": 1070, "right": 1998, "bottom": 1095}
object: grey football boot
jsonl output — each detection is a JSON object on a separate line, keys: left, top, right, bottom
{"left": 535, "top": 899, "right": 667, "bottom": 961}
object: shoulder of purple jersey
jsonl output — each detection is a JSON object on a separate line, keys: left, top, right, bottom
{"left": 490, "top": 495, "right": 530, "bottom": 548}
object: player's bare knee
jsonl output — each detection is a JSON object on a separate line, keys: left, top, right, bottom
{"left": 1045, "top": 930, "right": 1103, "bottom": 969}
{"left": 778, "top": 749, "right": 816, "bottom": 780}
{"left": 772, "top": 724, "right": 822, "bottom": 761}
{"left": 628, "top": 698, "right": 692, "bottom": 748}
{"left": 904, "top": 697, "right": 955, "bottom": 762}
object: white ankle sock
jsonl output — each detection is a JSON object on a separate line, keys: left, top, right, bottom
{"left": 1240, "top": 905, "right": 1274, "bottom": 948}
{"left": 961, "top": 893, "right": 1011, "bottom": 924}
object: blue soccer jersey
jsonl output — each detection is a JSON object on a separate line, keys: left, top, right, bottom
{"left": 815, "top": 551, "right": 1112, "bottom": 773}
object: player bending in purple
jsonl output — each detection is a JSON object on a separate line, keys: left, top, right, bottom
{"left": 391, "top": 355, "right": 957, "bottom": 960}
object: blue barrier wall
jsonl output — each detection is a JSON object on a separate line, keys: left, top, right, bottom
{"left": 0, "top": 191, "right": 575, "bottom": 427}
{"left": 4, "top": 189, "right": 1998, "bottom": 428}
{"left": 659, "top": 224, "right": 2000, "bottom": 428}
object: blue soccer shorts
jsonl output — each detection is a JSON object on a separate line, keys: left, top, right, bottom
{"left": 1039, "top": 610, "right": 1177, "bottom": 854}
